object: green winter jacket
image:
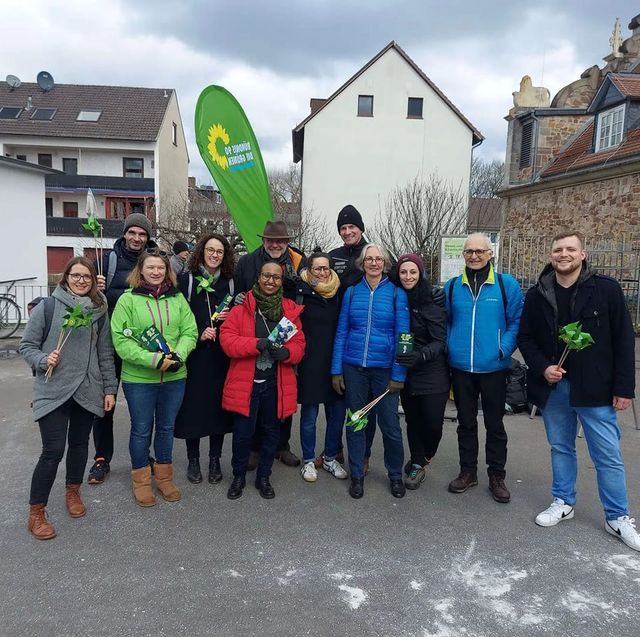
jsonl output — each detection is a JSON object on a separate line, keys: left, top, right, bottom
{"left": 111, "top": 286, "right": 198, "bottom": 384}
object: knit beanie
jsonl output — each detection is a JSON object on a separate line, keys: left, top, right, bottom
{"left": 123, "top": 213, "right": 152, "bottom": 237}
{"left": 336, "top": 204, "right": 365, "bottom": 233}
{"left": 397, "top": 253, "right": 425, "bottom": 276}
{"left": 173, "top": 241, "right": 189, "bottom": 254}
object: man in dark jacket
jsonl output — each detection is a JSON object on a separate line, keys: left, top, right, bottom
{"left": 329, "top": 204, "right": 368, "bottom": 291}
{"left": 234, "top": 220, "right": 306, "bottom": 467}
{"left": 518, "top": 231, "right": 639, "bottom": 551}
{"left": 89, "top": 212, "right": 155, "bottom": 484}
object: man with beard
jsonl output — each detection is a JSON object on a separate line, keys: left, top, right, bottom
{"left": 518, "top": 231, "right": 639, "bottom": 551}
{"left": 88, "top": 212, "right": 155, "bottom": 484}
{"left": 234, "top": 220, "right": 306, "bottom": 467}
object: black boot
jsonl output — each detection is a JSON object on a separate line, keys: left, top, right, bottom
{"left": 187, "top": 458, "right": 202, "bottom": 484}
{"left": 349, "top": 477, "right": 364, "bottom": 499}
{"left": 208, "top": 457, "right": 223, "bottom": 484}
{"left": 255, "top": 476, "right": 275, "bottom": 499}
{"left": 227, "top": 475, "right": 245, "bottom": 500}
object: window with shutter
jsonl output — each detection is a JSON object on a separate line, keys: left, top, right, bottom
{"left": 519, "top": 120, "right": 533, "bottom": 168}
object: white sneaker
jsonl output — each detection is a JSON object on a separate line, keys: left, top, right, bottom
{"left": 301, "top": 461, "right": 318, "bottom": 483}
{"left": 605, "top": 516, "right": 640, "bottom": 552}
{"left": 322, "top": 458, "right": 348, "bottom": 480}
{"left": 535, "top": 498, "right": 575, "bottom": 527}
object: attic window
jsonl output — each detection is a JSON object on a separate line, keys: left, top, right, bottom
{"left": 77, "top": 110, "right": 102, "bottom": 122}
{"left": 407, "top": 97, "right": 423, "bottom": 119}
{"left": 0, "top": 106, "right": 22, "bottom": 119}
{"left": 519, "top": 120, "right": 534, "bottom": 168}
{"left": 31, "top": 108, "right": 57, "bottom": 121}
{"left": 595, "top": 104, "right": 624, "bottom": 152}
{"left": 357, "top": 95, "right": 373, "bottom": 117}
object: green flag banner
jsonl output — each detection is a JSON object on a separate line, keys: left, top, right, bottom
{"left": 195, "top": 85, "right": 273, "bottom": 252}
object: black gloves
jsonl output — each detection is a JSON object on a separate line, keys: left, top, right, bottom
{"left": 395, "top": 351, "right": 425, "bottom": 367}
{"left": 268, "top": 343, "right": 290, "bottom": 361}
{"left": 256, "top": 338, "right": 270, "bottom": 353}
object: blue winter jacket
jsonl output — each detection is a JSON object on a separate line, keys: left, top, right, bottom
{"left": 331, "top": 277, "right": 410, "bottom": 382}
{"left": 444, "top": 264, "right": 523, "bottom": 373}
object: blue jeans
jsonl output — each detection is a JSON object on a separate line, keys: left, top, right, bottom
{"left": 542, "top": 379, "right": 629, "bottom": 520}
{"left": 232, "top": 379, "right": 282, "bottom": 478}
{"left": 300, "top": 401, "right": 346, "bottom": 463}
{"left": 122, "top": 380, "right": 186, "bottom": 470}
{"left": 343, "top": 364, "right": 404, "bottom": 480}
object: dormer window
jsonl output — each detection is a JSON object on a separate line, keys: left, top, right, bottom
{"left": 595, "top": 104, "right": 624, "bottom": 152}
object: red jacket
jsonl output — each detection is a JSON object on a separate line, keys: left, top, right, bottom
{"left": 219, "top": 293, "right": 305, "bottom": 419}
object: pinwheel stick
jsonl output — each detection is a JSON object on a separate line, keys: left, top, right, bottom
{"left": 206, "top": 292, "right": 213, "bottom": 328}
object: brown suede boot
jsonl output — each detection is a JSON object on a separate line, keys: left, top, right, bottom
{"left": 28, "top": 504, "right": 57, "bottom": 540}
{"left": 131, "top": 466, "right": 156, "bottom": 507}
{"left": 153, "top": 463, "right": 181, "bottom": 502}
{"left": 65, "top": 484, "right": 86, "bottom": 518}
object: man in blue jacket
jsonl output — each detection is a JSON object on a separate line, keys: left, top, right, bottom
{"left": 444, "top": 233, "right": 523, "bottom": 503}
{"left": 518, "top": 231, "right": 639, "bottom": 551}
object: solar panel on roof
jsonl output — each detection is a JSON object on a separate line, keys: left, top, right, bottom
{"left": 0, "top": 106, "right": 22, "bottom": 119}
{"left": 30, "top": 108, "right": 56, "bottom": 121}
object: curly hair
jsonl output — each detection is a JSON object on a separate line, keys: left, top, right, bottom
{"left": 60, "top": 257, "right": 104, "bottom": 308}
{"left": 127, "top": 250, "right": 177, "bottom": 288}
{"left": 187, "top": 233, "right": 235, "bottom": 280}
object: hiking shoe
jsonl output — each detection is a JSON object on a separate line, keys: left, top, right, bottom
{"left": 535, "top": 498, "right": 574, "bottom": 527}
{"left": 301, "top": 461, "right": 318, "bottom": 483}
{"left": 489, "top": 475, "right": 511, "bottom": 503}
{"left": 390, "top": 479, "right": 406, "bottom": 498}
{"left": 448, "top": 471, "right": 478, "bottom": 493}
{"left": 405, "top": 464, "right": 426, "bottom": 490}
{"left": 606, "top": 516, "right": 640, "bottom": 552}
{"left": 87, "top": 459, "right": 110, "bottom": 485}
{"left": 277, "top": 449, "right": 301, "bottom": 467}
{"left": 323, "top": 458, "right": 348, "bottom": 480}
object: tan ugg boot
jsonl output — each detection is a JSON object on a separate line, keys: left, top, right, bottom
{"left": 131, "top": 466, "right": 156, "bottom": 507}
{"left": 28, "top": 504, "right": 57, "bottom": 540}
{"left": 65, "top": 484, "right": 86, "bottom": 518}
{"left": 153, "top": 463, "right": 181, "bottom": 502}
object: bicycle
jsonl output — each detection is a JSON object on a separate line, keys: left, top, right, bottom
{"left": 0, "top": 279, "right": 28, "bottom": 339}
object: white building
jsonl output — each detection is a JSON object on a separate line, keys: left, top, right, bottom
{"left": 292, "top": 42, "right": 483, "bottom": 238}
{"left": 0, "top": 80, "right": 188, "bottom": 278}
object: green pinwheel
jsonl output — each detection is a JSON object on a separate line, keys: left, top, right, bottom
{"left": 81, "top": 214, "right": 102, "bottom": 238}
{"left": 344, "top": 389, "right": 391, "bottom": 433}
{"left": 557, "top": 321, "right": 595, "bottom": 369}
{"left": 195, "top": 274, "right": 215, "bottom": 327}
{"left": 45, "top": 304, "right": 94, "bottom": 381}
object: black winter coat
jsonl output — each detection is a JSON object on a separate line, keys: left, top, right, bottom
{"left": 401, "top": 281, "right": 450, "bottom": 396}
{"left": 173, "top": 272, "right": 233, "bottom": 439}
{"left": 517, "top": 263, "right": 635, "bottom": 408}
{"left": 234, "top": 245, "right": 306, "bottom": 300}
{"left": 329, "top": 238, "right": 368, "bottom": 291}
{"left": 295, "top": 281, "right": 342, "bottom": 405}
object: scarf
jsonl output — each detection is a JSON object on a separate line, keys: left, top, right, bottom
{"left": 141, "top": 281, "right": 172, "bottom": 298}
{"left": 300, "top": 268, "right": 341, "bottom": 299}
{"left": 198, "top": 263, "right": 221, "bottom": 284}
{"left": 252, "top": 283, "right": 283, "bottom": 322}
{"left": 405, "top": 277, "right": 432, "bottom": 310}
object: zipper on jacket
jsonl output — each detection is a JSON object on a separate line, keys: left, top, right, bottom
{"left": 498, "top": 328, "right": 502, "bottom": 360}
{"left": 468, "top": 281, "right": 486, "bottom": 372}
{"left": 362, "top": 285, "right": 375, "bottom": 367}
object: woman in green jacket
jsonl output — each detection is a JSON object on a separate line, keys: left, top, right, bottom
{"left": 111, "top": 250, "right": 197, "bottom": 507}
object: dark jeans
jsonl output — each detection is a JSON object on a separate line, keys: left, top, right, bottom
{"left": 186, "top": 434, "right": 224, "bottom": 460}
{"left": 401, "top": 391, "right": 449, "bottom": 466}
{"left": 451, "top": 368, "right": 508, "bottom": 478}
{"left": 30, "top": 398, "right": 95, "bottom": 505}
{"left": 251, "top": 414, "right": 293, "bottom": 453}
{"left": 343, "top": 364, "right": 404, "bottom": 480}
{"left": 122, "top": 380, "right": 186, "bottom": 470}
{"left": 92, "top": 354, "right": 122, "bottom": 462}
{"left": 232, "top": 380, "right": 281, "bottom": 479}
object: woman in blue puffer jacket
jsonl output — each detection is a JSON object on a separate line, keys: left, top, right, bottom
{"left": 331, "top": 243, "right": 410, "bottom": 500}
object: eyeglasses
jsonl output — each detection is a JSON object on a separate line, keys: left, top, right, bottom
{"left": 69, "top": 273, "right": 92, "bottom": 282}
{"left": 363, "top": 256, "right": 384, "bottom": 264}
{"left": 259, "top": 272, "right": 282, "bottom": 282}
{"left": 463, "top": 249, "right": 491, "bottom": 257}
{"left": 204, "top": 247, "right": 225, "bottom": 256}
{"left": 311, "top": 266, "right": 330, "bottom": 273}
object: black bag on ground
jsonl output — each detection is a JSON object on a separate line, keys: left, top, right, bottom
{"left": 505, "top": 357, "right": 528, "bottom": 413}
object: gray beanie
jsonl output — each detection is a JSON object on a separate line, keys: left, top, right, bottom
{"left": 123, "top": 213, "right": 152, "bottom": 237}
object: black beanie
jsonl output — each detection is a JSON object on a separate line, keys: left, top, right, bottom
{"left": 336, "top": 204, "right": 364, "bottom": 233}
{"left": 173, "top": 241, "right": 189, "bottom": 254}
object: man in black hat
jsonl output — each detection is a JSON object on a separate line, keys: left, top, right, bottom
{"left": 234, "top": 219, "right": 307, "bottom": 467}
{"left": 89, "top": 212, "right": 156, "bottom": 485}
{"left": 170, "top": 240, "right": 190, "bottom": 275}
{"left": 329, "top": 204, "right": 368, "bottom": 291}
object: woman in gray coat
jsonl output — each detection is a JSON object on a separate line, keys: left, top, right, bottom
{"left": 20, "top": 257, "right": 117, "bottom": 540}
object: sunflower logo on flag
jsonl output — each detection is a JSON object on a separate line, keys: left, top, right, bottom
{"left": 207, "top": 124, "right": 230, "bottom": 170}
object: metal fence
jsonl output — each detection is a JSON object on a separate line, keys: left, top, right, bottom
{"left": 497, "top": 235, "right": 640, "bottom": 326}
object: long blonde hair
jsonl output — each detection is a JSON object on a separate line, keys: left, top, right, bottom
{"left": 127, "top": 250, "right": 177, "bottom": 288}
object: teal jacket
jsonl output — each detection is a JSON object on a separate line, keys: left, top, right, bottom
{"left": 111, "top": 286, "right": 197, "bottom": 383}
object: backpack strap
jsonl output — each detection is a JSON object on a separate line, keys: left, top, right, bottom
{"left": 228, "top": 278, "right": 234, "bottom": 297}
{"left": 42, "top": 297, "right": 56, "bottom": 343}
{"left": 496, "top": 272, "right": 508, "bottom": 324}
{"left": 106, "top": 251, "right": 117, "bottom": 290}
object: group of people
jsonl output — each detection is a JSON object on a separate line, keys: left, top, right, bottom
{"left": 19, "top": 208, "right": 639, "bottom": 554}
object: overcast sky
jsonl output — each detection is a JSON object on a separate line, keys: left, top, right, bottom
{"left": 1, "top": 1, "right": 636, "bottom": 184}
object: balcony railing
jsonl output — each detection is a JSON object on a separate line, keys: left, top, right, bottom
{"left": 46, "top": 217, "right": 127, "bottom": 238}
{"left": 45, "top": 174, "right": 155, "bottom": 193}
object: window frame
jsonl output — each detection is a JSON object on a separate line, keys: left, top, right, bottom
{"left": 76, "top": 110, "right": 102, "bottom": 122}
{"left": 172, "top": 122, "right": 178, "bottom": 146}
{"left": 595, "top": 103, "right": 625, "bottom": 152}
{"left": 62, "top": 201, "right": 79, "bottom": 218}
{"left": 407, "top": 97, "right": 424, "bottom": 119}
{"left": 357, "top": 95, "right": 374, "bottom": 118}
{"left": 30, "top": 108, "right": 57, "bottom": 121}
{"left": 37, "top": 153, "right": 52, "bottom": 168}
{"left": 0, "top": 106, "right": 23, "bottom": 119}
{"left": 123, "top": 157, "right": 144, "bottom": 178}
{"left": 62, "top": 158, "right": 78, "bottom": 175}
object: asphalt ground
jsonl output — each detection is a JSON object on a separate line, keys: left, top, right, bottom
{"left": 1, "top": 341, "right": 640, "bottom": 637}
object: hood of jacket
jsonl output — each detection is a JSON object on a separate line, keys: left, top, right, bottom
{"left": 536, "top": 261, "right": 595, "bottom": 312}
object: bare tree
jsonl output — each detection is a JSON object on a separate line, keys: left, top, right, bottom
{"left": 470, "top": 156, "right": 505, "bottom": 198}
{"left": 372, "top": 175, "right": 467, "bottom": 278}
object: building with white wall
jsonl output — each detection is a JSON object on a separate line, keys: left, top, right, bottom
{"left": 292, "top": 42, "right": 483, "bottom": 240}
{"left": 0, "top": 80, "right": 188, "bottom": 278}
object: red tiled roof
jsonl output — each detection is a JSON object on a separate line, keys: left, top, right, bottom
{"left": 610, "top": 74, "right": 640, "bottom": 98}
{"left": 0, "top": 82, "right": 173, "bottom": 141}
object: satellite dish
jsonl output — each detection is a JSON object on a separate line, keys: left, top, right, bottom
{"left": 6, "top": 74, "right": 21, "bottom": 90}
{"left": 36, "top": 71, "right": 54, "bottom": 92}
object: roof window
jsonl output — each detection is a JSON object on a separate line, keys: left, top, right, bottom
{"left": 0, "top": 106, "right": 22, "bottom": 119}
{"left": 77, "top": 110, "right": 102, "bottom": 122}
{"left": 30, "top": 108, "right": 57, "bottom": 121}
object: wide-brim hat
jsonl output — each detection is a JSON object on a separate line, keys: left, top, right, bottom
{"left": 258, "top": 220, "right": 292, "bottom": 240}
